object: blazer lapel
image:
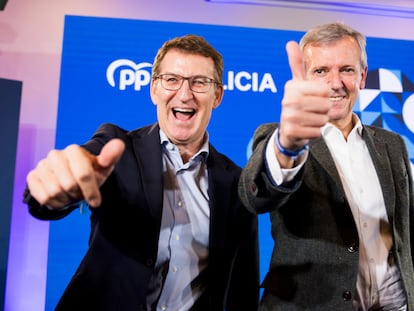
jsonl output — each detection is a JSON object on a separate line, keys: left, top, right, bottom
{"left": 131, "top": 123, "right": 164, "bottom": 222}
{"left": 207, "top": 146, "right": 234, "bottom": 249}
{"left": 362, "top": 126, "right": 396, "bottom": 219}
{"left": 309, "top": 137, "right": 346, "bottom": 199}
{"left": 310, "top": 126, "right": 396, "bottom": 219}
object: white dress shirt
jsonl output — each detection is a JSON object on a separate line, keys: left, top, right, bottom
{"left": 265, "top": 116, "right": 407, "bottom": 310}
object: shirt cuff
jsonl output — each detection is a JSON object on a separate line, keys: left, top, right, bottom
{"left": 265, "top": 129, "right": 308, "bottom": 186}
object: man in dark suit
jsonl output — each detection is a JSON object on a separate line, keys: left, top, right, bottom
{"left": 238, "top": 22, "right": 414, "bottom": 310}
{"left": 25, "top": 34, "right": 259, "bottom": 311}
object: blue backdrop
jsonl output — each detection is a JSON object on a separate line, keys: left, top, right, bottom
{"left": 47, "top": 15, "right": 414, "bottom": 309}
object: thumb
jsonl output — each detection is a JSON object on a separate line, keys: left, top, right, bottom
{"left": 96, "top": 138, "right": 125, "bottom": 169}
{"left": 286, "top": 41, "right": 305, "bottom": 81}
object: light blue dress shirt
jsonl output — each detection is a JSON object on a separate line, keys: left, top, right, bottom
{"left": 146, "top": 130, "right": 210, "bottom": 311}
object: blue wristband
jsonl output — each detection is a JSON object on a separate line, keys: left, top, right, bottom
{"left": 275, "top": 130, "right": 309, "bottom": 159}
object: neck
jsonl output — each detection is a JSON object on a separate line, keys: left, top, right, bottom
{"left": 177, "top": 135, "right": 206, "bottom": 164}
{"left": 331, "top": 114, "right": 356, "bottom": 140}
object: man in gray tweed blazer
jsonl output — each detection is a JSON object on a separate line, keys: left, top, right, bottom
{"left": 239, "top": 22, "right": 414, "bottom": 310}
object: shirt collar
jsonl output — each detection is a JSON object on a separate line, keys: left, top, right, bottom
{"left": 159, "top": 129, "right": 209, "bottom": 162}
{"left": 321, "top": 113, "right": 363, "bottom": 137}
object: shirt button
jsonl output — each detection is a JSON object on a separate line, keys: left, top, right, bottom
{"left": 177, "top": 201, "right": 183, "bottom": 207}
{"left": 175, "top": 234, "right": 180, "bottom": 240}
{"left": 347, "top": 243, "right": 358, "bottom": 253}
{"left": 161, "top": 304, "right": 167, "bottom": 310}
{"left": 172, "top": 266, "right": 178, "bottom": 272}
{"left": 342, "top": 290, "right": 352, "bottom": 301}
{"left": 250, "top": 183, "right": 257, "bottom": 193}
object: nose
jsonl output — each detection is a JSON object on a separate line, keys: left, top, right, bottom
{"left": 176, "top": 79, "right": 194, "bottom": 100}
{"left": 328, "top": 71, "right": 343, "bottom": 90}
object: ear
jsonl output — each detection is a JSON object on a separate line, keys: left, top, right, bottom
{"left": 213, "top": 85, "right": 224, "bottom": 109}
{"left": 360, "top": 66, "right": 368, "bottom": 89}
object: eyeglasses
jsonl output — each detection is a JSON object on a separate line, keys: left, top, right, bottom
{"left": 154, "top": 74, "right": 220, "bottom": 93}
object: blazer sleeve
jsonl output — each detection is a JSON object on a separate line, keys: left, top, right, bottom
{"left": 24, "top": 188, "right": 80, "bottom": 220}
{"left": 238, "top": 123, "right": 304, "bottom": 215}
{"left": 24, "top": 123, "right": 127, "bottom": 220}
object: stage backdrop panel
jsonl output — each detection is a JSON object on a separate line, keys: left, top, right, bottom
{"left": 0, "top": 78, "right": 22, "bottom": 310}
{"left": 45, "top": 15, "right": 414, "bottom": 309}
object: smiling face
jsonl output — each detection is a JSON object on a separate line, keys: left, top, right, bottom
{"left": 303, "top": 36, "right": 367, "bottom": 130}
{"left": 150, "top": 49, "right": 223, "bottom": 158}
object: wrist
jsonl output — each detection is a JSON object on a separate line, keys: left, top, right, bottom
{"left": 275, "top": 129, "right": 309, "bottom": 159}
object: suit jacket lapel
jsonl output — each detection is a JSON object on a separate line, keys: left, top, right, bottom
{"left": 207, "top": 146, "right": 233, "bottom": 249}
{"left": 310, "top": 126, "right": 396, "bottom": 219}
{"left": 309, "top": 137, "right": 346, "bottom": 200}
{"left": 362, "top": 126, "right": 396, "bottom": 219}
{"left": 129, "top": 127, "right": 236, "bottom": 248}
{"left": 131, "top": 123, "right": 164, "bottom": 222}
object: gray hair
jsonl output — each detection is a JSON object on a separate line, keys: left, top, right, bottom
{"left": 299, "top": 22, "right": 367, "bottom": 69}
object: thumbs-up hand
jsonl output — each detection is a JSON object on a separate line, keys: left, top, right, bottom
{"left": 26, "top": 138, "right": 125, "bottom": 209}
{"left": 277, "top": 41, "right": 331, "bottom": 154}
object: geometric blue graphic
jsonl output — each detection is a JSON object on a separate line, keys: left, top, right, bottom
{"left": 356, "top": 68, "right": 414, "bottom": 163}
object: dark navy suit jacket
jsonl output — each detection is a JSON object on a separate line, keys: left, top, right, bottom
{"left": 27, "top": 123, "right": 260, "bottom": 311}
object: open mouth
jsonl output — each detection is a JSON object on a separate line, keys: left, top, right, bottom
{"left": 173, "top": 108, "right": 195, "bottom": 121}
{"left": 329, "top": 95, "right": 346, "bottom": 102}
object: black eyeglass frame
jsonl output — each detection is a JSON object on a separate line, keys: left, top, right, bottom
{"left": 154, "top": 74, "right": 221, "bottom": 93}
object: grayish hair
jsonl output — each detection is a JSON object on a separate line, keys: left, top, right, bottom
{"left": 299, "top": 22, "right": 367, "bottom": 69}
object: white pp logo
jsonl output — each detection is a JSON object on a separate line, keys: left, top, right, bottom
{"left": 106, "top": 59, "right": 152, "bottom": 91}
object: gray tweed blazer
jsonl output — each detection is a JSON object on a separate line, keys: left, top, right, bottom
{"left": 239, "top": 122, "right": 414, "bottom": 311}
